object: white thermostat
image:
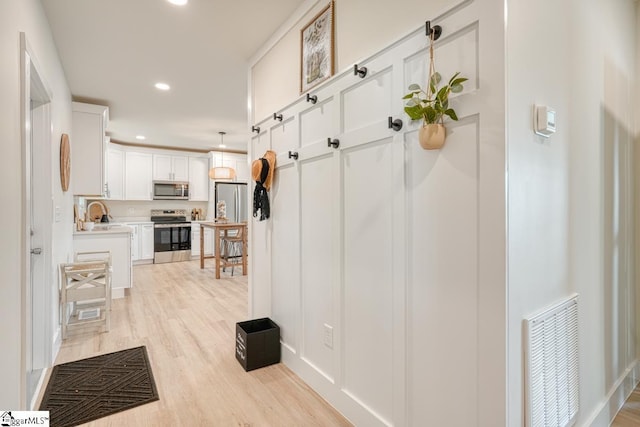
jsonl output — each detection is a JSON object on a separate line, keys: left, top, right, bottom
{"left": 534, "top": 105, "right": 556, "bottom": 137}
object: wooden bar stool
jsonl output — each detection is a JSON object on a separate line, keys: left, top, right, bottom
{"left": 220, "top": 227, "right": 245, "bottom": 276}
{"left": 60, "top": 252, "right": 112, "bottom": 339}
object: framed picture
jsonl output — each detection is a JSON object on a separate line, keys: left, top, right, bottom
{"left": 300, "top": 2, "right": 334, "bottom": 94}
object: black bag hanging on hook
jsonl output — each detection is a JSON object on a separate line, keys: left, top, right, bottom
{"left": 252, "top": 157, "right": 271, "bottom": 221}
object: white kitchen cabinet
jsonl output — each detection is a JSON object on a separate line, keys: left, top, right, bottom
{"left": 105, "top": 146, "right": 124, "bottom": 200}
{"left": 191, "top": 223, "right": 213, "bottom": 258}
{"left": 153, "top": 154, "right": 189, "bottom": 181}
{"left": 140, "top": 223, "right": 154, "bottom": 260}
{"left": 71, "top": 102, "right": 109, "bottom": 196}
{"left": 125, "top": 152, "right": 153, "bottom": 200}
{"left": 129, "top": 224, "right": 140, "bottom": 261}
{"left": 209, "top": 152, "right": 248, "bottom": 182}
{"left": 124, "top": 222, "right": 154, "bottom": 263}
{"left": 73, "top": 229, "right": 132, "bottom": 297}
{"left": 189, "top": 156, "right": 209, "bottom": 201}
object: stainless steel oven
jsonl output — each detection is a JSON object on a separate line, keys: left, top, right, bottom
{"left": 151, "top": 209, "right": 191, "bottom": 263}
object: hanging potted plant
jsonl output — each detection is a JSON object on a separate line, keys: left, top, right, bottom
{"left": 402, "top": 31, "right": 467, "bottom": 149}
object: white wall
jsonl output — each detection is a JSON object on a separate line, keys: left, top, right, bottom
{"left": 0, "top": 0, "right": 73, "bottom": 409}
{"left": 251, "top": 0, "right": 454, "bottom": 122}
{"left": 506, "top": 0, "right": 638, "bottom": 426}
{"left": 250, "top": 0, "right": 507, "bottom": 426}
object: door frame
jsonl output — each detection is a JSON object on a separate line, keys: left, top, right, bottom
{"left": 20, "top": 32, "right": 54, "bottom": 409}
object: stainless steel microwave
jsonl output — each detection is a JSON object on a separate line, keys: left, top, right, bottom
{"left": 153, "top": 181, "right": 189, "bottom": 200}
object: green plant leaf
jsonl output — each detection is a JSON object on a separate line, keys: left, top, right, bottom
{"left": 408, "top": 83, "right": 421, "bottom": 91}
{"left": 444, "top": 109, "right": 459, "bottom": 121}
{"left": 436, "top": 86, "right": 449, "bottom": 102}
{"left": 451, "top": 84, "right": 464, "bottom": 93}
{"left": 448, "top": 72, "right": 460, "bottom": 85}
{"left": 430, "top": 72, "right": 442, "bottom": 87}
{"left": 404, "top": 105, "right": 424, "bottom": 121}
{"left": 451, "top": 77, "right": 468, "bottom": 86}
{"left": 424, "top": 106, "right": 437, "bottom": 124}
{"left": 403, "top": 93, "right": 415, "bottom": 99}
{"left": 405, "top": 98, "right": 420, "bottom": 107}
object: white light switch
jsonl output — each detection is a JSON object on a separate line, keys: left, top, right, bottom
{"left": 534, "top": 105, "right": 556, "bottom": 137}
{"left": 54, "top": 205, "right": 61, "bottom": 222}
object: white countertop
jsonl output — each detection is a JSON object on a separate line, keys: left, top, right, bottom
{"left": 73, "top": 225, "right": 133, "bottom": 236}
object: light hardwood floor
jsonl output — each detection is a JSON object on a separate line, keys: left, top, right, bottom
{"left": 612, "top": 385, "right": 640, "bottom": 426}
{"left": 40, "top": 260, "right": 352, "bottom": 426}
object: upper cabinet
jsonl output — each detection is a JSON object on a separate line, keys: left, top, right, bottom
{"left": 188, "top": 156, "right": 209, "bottom": 201}
{"left": 210, "top": 152, "right": 249, "bottom": 182}
{"left": 153, "top": 154, "right": 189, "bottom": 181}
{"left": 71, "top": 102, "right": 109, "bottom": 196}
{"left": 125, "top": 152, "right": 153, "bottom": 200}
{"left": 105, "top": 144, "right": 124, "bottom": 200}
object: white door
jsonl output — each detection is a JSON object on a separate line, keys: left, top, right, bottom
{"left": 129, "top": 224, "right": 140, "bottom": 261}
{"left": 140, "top": 224, "right": 154, "bottom": 260}
{"left": 22, "top": 34, "right": 52, "bottom": 409}
{"left": 125, "top": 152, "right": 153, "bottom": 200}
{"left": 106, "top": 148, "right": 124, "bottom": 199}
{"left": 172, "top": 155, "right": 189, "bottom": 181}
{"left": 153, "top": 154, "right": 173, "bottom": 180}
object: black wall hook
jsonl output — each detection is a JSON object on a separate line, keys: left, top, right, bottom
{"left": 425, "top": 21, "right": 442, "bottom": 40}
{"left": 306, "top": 93, "right": 318, "bottom": 104}
{"left": 251, "top": 125, "right": 260, "bottom": 134}
{"left": 288, "top": 151, "right": 299, "bottom": 160}
{"left": 388, "top": 117, "right": 403, "bottom": 131}
{"left": 273, "top": 113, "right": 283, "bottom": 121}
{"left": 353, "top": 64, "right": 368, "bottom": 78}
{"left": 327, "top": 138, "right": 340, "bottom": 149}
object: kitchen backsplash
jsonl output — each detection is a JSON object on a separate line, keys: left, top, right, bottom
{"left": 76, "top": 197, "right": 209, "bottom": 222}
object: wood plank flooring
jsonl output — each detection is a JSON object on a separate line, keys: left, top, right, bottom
{"left": 40, "top": 260, "right": 352, "bottom": 426}
{"left": 612, "top": 385, "right": 640, "bottom": 426}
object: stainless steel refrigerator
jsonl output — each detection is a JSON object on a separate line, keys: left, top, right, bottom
{"left": 214, "top": 182, "right": 248, "bottom": 222}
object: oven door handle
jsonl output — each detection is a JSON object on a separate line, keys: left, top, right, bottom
{"left": 153, "top": 223, "right": 192, "bottom": 228}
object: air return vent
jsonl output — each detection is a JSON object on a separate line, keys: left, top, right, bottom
{"left": 524, "top": 294, "right": 579, "bottom": 427}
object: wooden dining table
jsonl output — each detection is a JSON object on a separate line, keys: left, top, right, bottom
{"left": 199, "top": 221, "right": 248, "bottom": 279}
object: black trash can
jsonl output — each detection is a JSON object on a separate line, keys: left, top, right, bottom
{"left": 235, "top": 317, "right": 281, "bottom": 371}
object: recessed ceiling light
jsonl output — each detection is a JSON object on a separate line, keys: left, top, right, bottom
{"left": 136, "top": 135, "right": 146, "bottom": 140}
{"left": 168, "top": 0, "right": 188, "bottom": 5}
{"left": 154, "top": 82, "right": 170, "bottom": 91}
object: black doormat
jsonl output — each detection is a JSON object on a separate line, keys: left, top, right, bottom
{"left": 39, "top": 346, "right": 159, "bottom": 427}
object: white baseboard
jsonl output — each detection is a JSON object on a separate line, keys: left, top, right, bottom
{"left": 583, "top": 359, "right": 640, "bottom": 426}
{"left": 51, "top": 326, "right": 61, "bottom": 364}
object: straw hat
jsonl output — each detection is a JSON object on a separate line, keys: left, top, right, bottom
{"left": 251, "top": 150, "right": 276, "bottom": 191}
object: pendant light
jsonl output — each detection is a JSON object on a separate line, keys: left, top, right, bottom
{"left": 209, "top": 131, "right": 236, "bottom": 180}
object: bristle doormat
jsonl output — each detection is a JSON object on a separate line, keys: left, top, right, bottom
{"left": 39, "top": 346, "right": 159, "bottom": 427}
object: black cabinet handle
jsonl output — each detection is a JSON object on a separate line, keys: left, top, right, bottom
{"left": 288, "top": 151, "right": 299, "bottom": 160}
{"left": 306, "top": 93, "right": 318, "bottom": 104}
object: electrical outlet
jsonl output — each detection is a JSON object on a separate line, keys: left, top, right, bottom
{"left": 323, "top": 324, "right": 333, "bottom": 349}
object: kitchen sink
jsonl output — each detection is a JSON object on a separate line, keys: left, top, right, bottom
{"left": 92, "top": 223, "right": 122, "bottom": 230}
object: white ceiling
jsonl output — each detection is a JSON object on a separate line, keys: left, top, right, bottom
{"left": 41, "top": 0, "right": 305, "bottom": 152}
